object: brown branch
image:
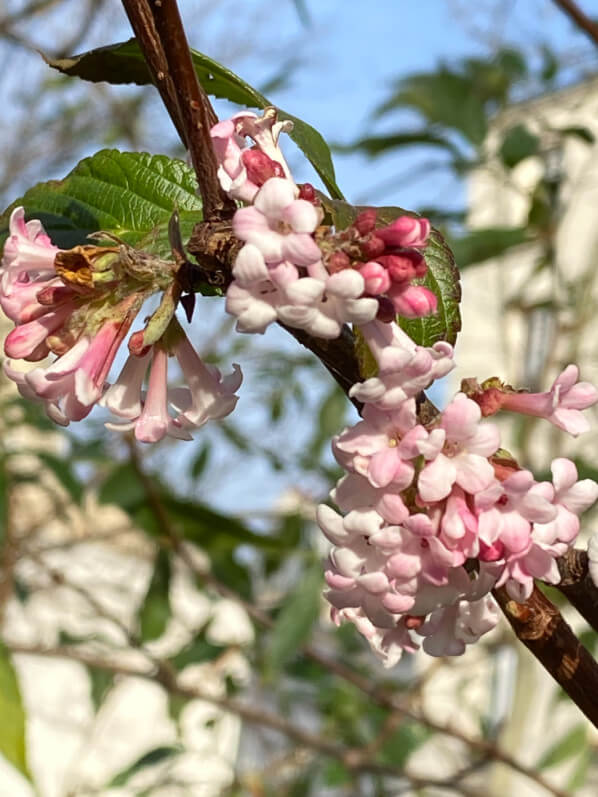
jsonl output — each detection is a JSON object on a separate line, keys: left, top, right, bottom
{"left": 122, "top": 0, "right": 233, "bottom": 217}
{"left": 149, "top": 0, "right": 233, "bottom": 216}
{"left": 557, "top": 547, "right": 598, "bottom": 633}
{"left": 494, "top": 584, "right": 598, "bottom": 726}
{"left": 551, "top": 0, "right": 598, "bottom": 47}
{"left": 121, "top": 0, "right": 187, "bottom": 144}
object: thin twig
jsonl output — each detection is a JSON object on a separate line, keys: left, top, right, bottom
{"left": 551, "top": 0, "right": 598, "bottom": 47}
{"left": 2, "top": 640, "right": 428, "bottom": 781}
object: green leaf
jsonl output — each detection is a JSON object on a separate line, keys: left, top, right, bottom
{"left": 0, "top": 644, "right": 30, "bottom": 780}
{"left": 98, "top": 462, "right": 146, "bottom": 511}
{"left": 537, "top": 724, "right": 586, "bottom": 770}
{"left": 88, "top": 666, "right": 114, "bottom": 712}
{"left": 170, "top": 631, "right": 223, "bottom": 671}
{"left": 335, "top": 130, "right": 464, "bottom": 160}
{"left": 190, "top": 443, "right": 211, "bottom": 480}
{"left": 45, "top": 40, "right": 343, "bottom": 200}
{"left": 376, "top": 69, "right": 488, "bottom": 147}
{"left": 320, "top": 198, "right": 461, "bottom": 346}
{"left": 266, "top": 563, "right": 322, "bottom": 671}
{"left": 499, "top": 124, "right": 540, "bottom": 169}
{"left": 378, "top": 723, "right": 431, "bottom": 767}
{"left": 449, "top": 226, "right": 529, "bottom": 268}
{"left": 555, "top": 125, "right": 595, "bottom": 145}
{"left": 108, "top": 745, "right": 182, "bottom": 787}
{"left": 139, "top": 549, "right": 171, "bottom": 642}
{"left": 308, "top": 386, "right": 347, "bottom": 457}
{"left": 37, "top": 452, "right": 83, "bottom": 503}
{"left": 0, "top": 149, "right": 202, "bottom": 255}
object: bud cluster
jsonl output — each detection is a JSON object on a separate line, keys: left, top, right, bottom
{"left": 211, "top": 108, "right": 436, "bottom": 338}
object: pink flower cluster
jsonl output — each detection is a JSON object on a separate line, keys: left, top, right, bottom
{"left": 318, "top": 320, "right": 598, "bottom": 664}
{"left": 212, "top": 109, "right": 437, "bottom": 339}
{"left": 1, "top": 208, "right": 241, "bottom": 441}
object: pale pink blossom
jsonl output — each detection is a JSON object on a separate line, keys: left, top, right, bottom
{"left": 225, "top": 278, "right": 282, "bottom": 334}
{"left": 1, "top": 207, "right": 58, "bottom": 294}
{"left": 279, "top": 268, "right": 378, "bottom": 339}
{"left": 332, "top": 473, "right": 410, "bottom": 525}
{"left": 171, "top": 334, "right": 242, "bottom": 428}
{"left": 3, "top": 304, "right": 73, "bottom": 360}
{"left": 532, "top": 458, "right": 598, "bottom": 548}
{"left": 332, "top": 400, "right": 420, "bottom": 489}
{"left": 349, "top": 321, "right": 454, "bottom": 409}
{"left": 476, "top": 470, "right": 556, "bottom": 550}
{"left": 233, "top": 178, "right": 321, "bottom": 265}
{"left": 417, "top": 393, "right": 500, "bottom": 503}
{"left": 19, "top": 320, "right": 126, "bottom": 421}
{"left": 418, "top": 594, "right": 499, "bottom": 656}
{"left": 210, "top": 109, "right": 293, "bottom": 202}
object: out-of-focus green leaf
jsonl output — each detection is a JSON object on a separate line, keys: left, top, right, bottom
{"left": 46, "top": 40, "right": 343, "bottom": 199}
{"left": 308, "top": 386, "right": 347, "bottom": 456}
{"left": 0, "top": 644, "right": 30, "bottom": 780}
{"left": 170, "top": 631, "right": 224, "bottom": 670}
{"left": 190, "top": 443, "right": 211, "bottom": 480}
{"left": 540, "top": 44, "right": 559, "bottom": 83}
{"left": 322, "top": 760, "right": 352, "bottom": 786}
{"left": 266, "top": 563, "right": 322, "bottom": 671}
{"left": 319, "top": 198, "right": 461, "bottom": 346}
{"left": 88, "top": 667, "right": 114, "bottom": 712}
{"left": 37, "top": 452, "right": 83, "bottom": 503}
{"left": 0, "top": 150, "right": 202, "bottom": 255}
{"left": 107, "top": 745, "right": 182, "bottom": 787}
{"left": 335, "top": 130, "right": 463, "bottom": 160}
{"left": 555, "top": 125, "right": 595, "bottom": 145}
{"left": 449, "top": 226, "right": 529, "bottom": 268}
{"left": 139, "top": 549, "right": 171, "bottom": 642}
{"left": 499, "top": 124, "right": 540, "bottom": 169}
{"left": 375, "top": 69, "right": 488, "bottom": 146}
{"left": 98, "top": 462, "right": 146, "bottom": 511}
{"left": 537, "top": 724, "right": 586, "bottom": 769}
{"left": 378, "top": 723, "right": 431, "bottom": 767}
{"left": 568, "top": 745, "right": 591, "bottom": 791}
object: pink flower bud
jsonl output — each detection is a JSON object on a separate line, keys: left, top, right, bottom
{"left": 128, "top": 330, "right": 151, "bottom": 357}
{"left": 360, "top": 235, "right": 385, "bottom": 260}
{"left": 327, "top": 251, "right": 351, "bottom": 273}
{"left": 377, "top": 216, "right": 430, "bottom": 249}
{"left": 353, "top": 209, "right": 377, "bottom": 236}
{"left": 241, "top": 149, "right": 284, "bottom": 186}
{"left": 377, "top": 252, "right": 426, "bottom": 284}
{"left": 390, "top": 285, "right": 437, "bottom": 318}
{"left": 298, "top": 183, "right": 318, "bottom": 203}
{"left": 359, "top": 261, "right": 391, "bottom": 295}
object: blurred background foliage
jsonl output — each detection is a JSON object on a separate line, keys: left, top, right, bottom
{"left": 1, "top": 1, "right": 598, "bottom": 795}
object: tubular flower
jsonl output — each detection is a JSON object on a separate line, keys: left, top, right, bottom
{"left": 466, "top": 365, "right": 598, "bottom": 436}
{"left": 1, "top": 208, "right": 242, "bottom": 438}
